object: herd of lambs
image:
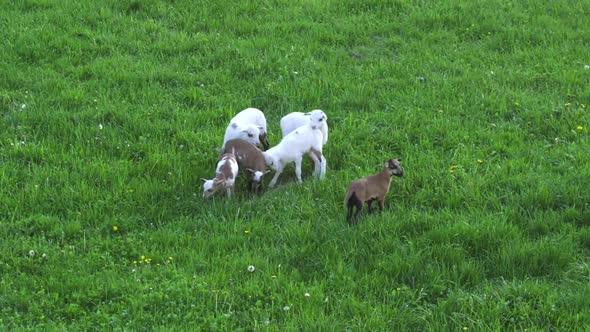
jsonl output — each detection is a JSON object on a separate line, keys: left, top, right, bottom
{"left": 202, "top": 108, "right": 404, "bottom": 224}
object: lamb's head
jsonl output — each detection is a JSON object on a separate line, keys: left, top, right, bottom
{"left": 202, "top": 178, "right": 223, "bottom": 199}
{"left": 385, "top": 158, "right": 403, "bottom": 177}
{"left": 246, "top": 168, "right": 271, "bottom": 193}
{"left": 308, "top": 110, "right": 327, "bottom": 129}
{"left": 262, "top": 151, "right": 278, "bottom": 171}
{"left": 231, "top": 123, "right": 261, "bottom": 147}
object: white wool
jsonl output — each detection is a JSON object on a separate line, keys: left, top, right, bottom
{"left": 222, "top": 122, "right": 261, "bottom": 148}
{"left": 280, "top": 110, "right": 328, "bottom": 144}
{"left": 231, "top": 108, "right": 267, "bottom": 136}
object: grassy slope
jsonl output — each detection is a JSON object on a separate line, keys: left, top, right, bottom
{"left": 1, "top": 0, "right": 590, "bottom": 330}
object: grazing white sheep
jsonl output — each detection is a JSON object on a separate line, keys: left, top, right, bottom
{"left": 344, "top": 159, "right": 403, "bottom": 224}
{"left": 222, "top": 139, "right": 270, "bottom": 193}
{"left": 280, "top": 110, "right": 328, "bottom": 144}
{"left": 202, "top": 152, "right": 239, "bottom": 199}
{"left": 263, "top": 110, "right": 328, "bottom": 187}
{"left": 222, "top": 122, "right": 261, "bottom": 149}
{"left": 224, "top": 108, "right": 269, "bottom": 150}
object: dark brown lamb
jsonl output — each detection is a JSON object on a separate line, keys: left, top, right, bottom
{"left": 344, "top": 158, "right": 403, "bottom": 224}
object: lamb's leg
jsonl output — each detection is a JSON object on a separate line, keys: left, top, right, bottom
{"left": 347, "top": 205, "right": 353, "bottom": 224}
{"left": 268, "top": 167, "right": 282, "bottom": 187}
{"left": 319, "top": 155, "right": 326, "bottom": 180}
{"left": 354, "top": 201, "right": 362, "bottom": 224}
{"left": 378, "top": 197, "right": 385, "bottom": 211}
{"left": 307, "top": 151, "right": 320, "bottom": 176}
{"left": 367, "top": 200, "right": 374, "bottom": 214}
{"left": 226, "top": 186, "right": 232, "bottom": 198}
{"left": 295, "top": 158, "right": 303, "bottom": 183}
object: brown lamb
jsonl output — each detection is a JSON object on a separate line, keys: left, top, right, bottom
{"left": 222, "top": 139, "right": 270, "bottom": 193}
{"left": 344, "top": 158, "right": 403, "bottom": 224}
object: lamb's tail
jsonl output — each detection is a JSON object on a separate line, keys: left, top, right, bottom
{"left": 345, "top": 191, "right": 360, "bottom": 207}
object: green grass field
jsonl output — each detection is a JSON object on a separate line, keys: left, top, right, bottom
{"left": 1, "top": 0, "right": 590, "bottom": 330}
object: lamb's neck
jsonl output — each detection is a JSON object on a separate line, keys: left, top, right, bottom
{"left": 376, "top": 168, "right": 393, "bottom": 182}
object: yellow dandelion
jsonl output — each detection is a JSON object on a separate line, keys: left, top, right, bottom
{"left": 514, "top": 102, "right": 520, "bottom": 107}
{"left": 141, "top": 255, "right": 146, "bottom": 260}
{"left": 565, "top": 102, "right": 572, "bottom": 107}
{"left": 271, "top": 275, "right": 277, "bottom": 279}
{"left": 576, "top": 125, "right": 584, "bottom": 132}
{"left": 168, "top": 256, "right": 173, "bottom": 261}
{"left": 477, "top": 159, "right": 483, "bottom": 164}
{"left": 438, "top": 109, "right": 444, "bottom": 114}
{"left": 112, "top": 225, "right": 119, "bottom": 232}
{"left": 449, "top": 165, "right": 458, "bottom": 173}
{"left": 244, "top": 229, "right": 250, "bottom": 235}
{"left": 463, "top": 327, "right": 468, "bottom": 331}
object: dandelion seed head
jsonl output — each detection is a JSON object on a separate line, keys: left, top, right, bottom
{"left": 29, "top": 250, "right": 35, "bottom": 257}
{"left": 247, "top": 265, "right": 255, "bottom": 272}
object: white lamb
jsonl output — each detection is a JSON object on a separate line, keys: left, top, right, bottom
{"left": 222, "top": 122, "right": 260, "bottom": 149}
{"left": 223, "top": 108, "right": 269, "bottom": 150}
{"left": 263, "top": 110, "right": 328, "bottom": 187}
{"left": 280, "top": 110, "right": 328, "bottom": 144}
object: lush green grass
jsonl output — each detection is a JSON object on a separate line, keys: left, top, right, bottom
{"left": 1, "top": 0, "right": 590, "bottom": 330}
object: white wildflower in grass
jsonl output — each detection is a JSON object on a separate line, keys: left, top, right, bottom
{"left": 585, "top": 64, "right": 590, "bottom": 70}
{"left": 29, "top": 250, "right": 35, "bottom": 257}
{"left": 283, "top": 305, "right": 290, "bottom": 312}
{"left": 324, "top": 296, "right": 329, "bottom": 303}
{"left": 21, "top": 104, "right": 26, "bottom": 110}
{"left": 305, "top": 292, "right": 310, "bottom": 298}
{"left": 98, "top": 124, "right": 103, "bottom": 130}
{"left": 41, "top": 253, "right": 47, "bottom": 259}
{"left": 247, "top": 265, "right": 255, "bottom": 273}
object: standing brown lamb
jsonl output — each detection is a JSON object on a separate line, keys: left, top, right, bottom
{"left": 344, "top": 158, "right": 403, "bottom": 224}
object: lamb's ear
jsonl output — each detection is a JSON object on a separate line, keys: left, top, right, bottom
{"left": 265, "top": 170, "right": 272, "bottom": 174}
{"left": 257, "top": 126, "right": 264, "bottom": 130}
{"left": 201, "top": 178, "right": 208, "bottom": 182}
{"left": 245, "top": 168, "right": 255, "bottom": 173}
{"left": 397, "top": 158, "right": 402, "bottom": 162}
{"left": 304, "top": 112, "right": 311, "bottom": 116}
